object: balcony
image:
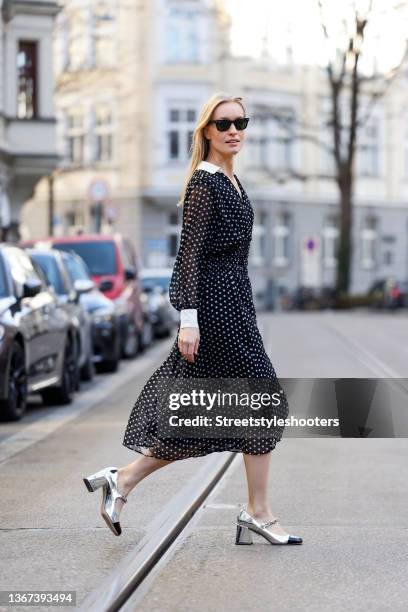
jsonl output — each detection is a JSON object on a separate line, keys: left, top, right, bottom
{"left": 6, "top": 117, "right": 59, "bottom": 174}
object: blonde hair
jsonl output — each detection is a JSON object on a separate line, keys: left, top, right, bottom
{"left": 177, "top": 92, "right": 246, "bottom": 207}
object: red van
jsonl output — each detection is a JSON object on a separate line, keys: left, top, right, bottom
{"left": 20, "top": 234, "right": 153, "bottom": 357}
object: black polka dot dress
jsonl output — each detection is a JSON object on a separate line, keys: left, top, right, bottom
{"left": 122, "top": 162, "right": 289, "bottom": 460}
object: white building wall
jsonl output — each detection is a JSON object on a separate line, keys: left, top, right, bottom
{"left": 1, "top": 0, "right": 59, "bottom": 237}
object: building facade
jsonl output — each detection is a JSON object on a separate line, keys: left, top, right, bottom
{"left": 139, "top": 1, "right": 408, "bottom": 300}
{"left": 21, "top": 0, "right": 230, "bottom": 251}
{"left": 21, "top": 0, "right": 408, "bottom": 301}
{"left": 0, "top": 0, "right": 59, "bottom": 240}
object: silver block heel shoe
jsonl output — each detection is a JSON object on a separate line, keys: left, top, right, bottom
{"left": 236, "top": 509, "right": 303, "bottom": 545}
{"left": 83, "top": 466, "right": 128, "bottom": 536}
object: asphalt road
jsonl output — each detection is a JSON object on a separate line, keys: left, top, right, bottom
{"left": 0, "top": 310, "right": 407, "bottom": 611}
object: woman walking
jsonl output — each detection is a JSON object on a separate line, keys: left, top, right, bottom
{"left": 83, "top": 93, "right": 302, "bottom": 546}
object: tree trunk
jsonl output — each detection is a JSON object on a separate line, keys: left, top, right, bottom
{"left": 336, "top": 172, "right": 353, "bottom": 296}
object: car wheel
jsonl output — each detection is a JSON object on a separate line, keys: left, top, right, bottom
{"left": 41, "top": 339, "right": 77, "bottom": 405}
{"left": 162, "top": 326, "right": 172, "bottom": 338}
{"left": 96, "top": 331, "right": 120, "bottom": 374}
{"left": 81, "top": 353, "right": 95, "bottom": 382}
{"left": 140, "top": 319, "right": 154, "bottom": 351}
{"left": 74, "top": 337, "right": 81, "bottom": 391}
{"left": 0, "top": 342, "right": 27, "bottom": 421}
{"left": 122, "top": 322, "right": 139, "bottom": 359}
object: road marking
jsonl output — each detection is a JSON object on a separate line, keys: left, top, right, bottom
{"left": 0, "top": 338, "right": 175, "bottom": 466}
{"left": 322, "top": 319, "right": 405, "bottom": 379}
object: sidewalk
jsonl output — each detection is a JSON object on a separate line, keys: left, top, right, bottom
{"left": 133, "top": 437, "right": 408, "bottom": 612}
{"left": 0, "top": 341, "right": 211, "bottom": 611}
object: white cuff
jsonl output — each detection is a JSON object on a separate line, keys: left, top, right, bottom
{"left": 180, "top": 309, "right": 199, "bottom": 328}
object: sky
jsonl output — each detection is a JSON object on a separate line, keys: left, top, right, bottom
{"left": 223, "top": 0, "right": 408, "bottom": 73}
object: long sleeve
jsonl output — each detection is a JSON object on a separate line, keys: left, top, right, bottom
{"left": 180, "top": 308, "right": 198, "bottom": 328}
{"left": 169, "top": 177, "right": 215, "bottom": 314}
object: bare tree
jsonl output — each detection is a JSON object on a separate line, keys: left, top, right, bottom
{"left": 317, "top": 0, "right": 408, "bottom": 297}
{"left": 247, "top": 1, "right": 408, "bottom": 299}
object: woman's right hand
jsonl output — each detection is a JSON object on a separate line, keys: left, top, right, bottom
{"left": 178, "top": 327, "right": 200, "bottom": 363}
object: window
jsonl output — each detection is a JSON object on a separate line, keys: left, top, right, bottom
{"left": 166, "top": 9, "right": 199, "bottom": 63}
{"left": 167, "top": 107, "right": 196, "bottom": 162}
{"left": 94, "top": 105, "right": 113, "bottom": 162}
{"left": 361, "top": 216, "right": 378, "bottom": 269}
{"left": 358, "top": 122, "right": 379, "bottom": 177}
{"left": 4, "top": 247, "right": 42, "bottom": 298}
{"left": 249, "top": 109, "right": 295, "bottom": 172}
{"left": 31, "top": 254, "right": 66, "bottom": 295}
{"left": 247, "top": 115, "right": 267, "bottom": 169}
{"left": 272, "top": 211, "right": 291, "bottom": 267}
{"left": 271, "top": 114, "right": 295, "bottom": 172}
{"left": 383, "top": 250, "right": 393, "bottom": 266}
{"left": 66, "top": 110, "right": 85, "bottom": 164}
{"left": 92, "top": 1, "right": 116, "bottom": 67}
{"left": 17, "top": 41, "right": 38, "bottom": 119}
{"left": 120, "top": 239, "right": 135, "bottom": 271}
{"left": 53, "top": 241, "right": 116, "bottom": 275}
{"left": 63, "top": 254, "right": 91, "bottom": 281}
{"left": 169, "top": 131, "right": 179, "bottom": 160}
{"left": 322, "top": 215, "right": 339, "bottom": 269}
{"left": 141, "top": 276, "right": 171, "bottom": 292}
{"left": 251, "top": 210, "right": 267, "bottom": 265}
{"left": 125, "top": 240, "right": 137, "bottom": 268}
{"left": 382, "top": 235, "right": 396, "bottom": 267}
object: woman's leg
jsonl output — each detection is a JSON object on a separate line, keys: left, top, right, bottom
{"left": 115, "top": 455, "right": 173, "bottom": 509}
{"left": 243, "top": 452, "right": 289, "bottom": 536}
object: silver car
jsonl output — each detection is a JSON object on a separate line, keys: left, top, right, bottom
{"left": 27, "top": 248, "right": 94, "bottom": 383}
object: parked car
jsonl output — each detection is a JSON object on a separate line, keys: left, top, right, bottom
{"left": 367, "top": 278, "right": 408, "bottom": 309}
{"left": 0, "top": 244, "right": 77, "bottom": 420}
{"left": 139, "top": 268, "right": 178, "bottom": 336}
{"left": 21, "top": 234, "right": 153, "bottom": 357}
{"left": 62, "top": 251, "right": 121, "bottom": 373}
{"left": 27, "top": 248, "right": 94, "bottom": 382}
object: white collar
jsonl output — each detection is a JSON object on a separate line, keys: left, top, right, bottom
{"left": 197, "top": 160, "right": 222, "bottom": 174}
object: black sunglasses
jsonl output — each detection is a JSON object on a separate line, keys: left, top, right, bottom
{"left": 208, "top": 117, "right": 250, "bottom": 132}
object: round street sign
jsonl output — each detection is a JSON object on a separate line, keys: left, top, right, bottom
{"left": 88, "top": 179, "right": 109, "bottom": 202}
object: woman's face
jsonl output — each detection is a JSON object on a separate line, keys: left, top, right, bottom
{"left": 204, "top": 101, "right": 246, "bottom": 158}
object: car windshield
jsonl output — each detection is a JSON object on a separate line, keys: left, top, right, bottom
{"left": 53, "top": 241, "right": 116, "bottom": 275}
{"left": 63, "top": 254, "right": 91, "bottom": 281}
{"left": 141, "top": 276, "right": 170, "bottom": 291}
{"left": 31, "top": 254, "right": 65, "bottom": 295}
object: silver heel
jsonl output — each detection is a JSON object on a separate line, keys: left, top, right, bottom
{"left": 83, "top": 466, "right": 128, "bottom": 537}
{"left": 83, "top": 465, "right": 117, "bottom": 492}
{"left": 237, "top": 509, "right": 303, "bottom": 545}
{"left": 235, "top": 524, "right": 253, "bottom": 545}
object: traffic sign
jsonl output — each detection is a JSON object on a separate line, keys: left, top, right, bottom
{"left": 88, "top": 179, "right": 109, "bottom": 202}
